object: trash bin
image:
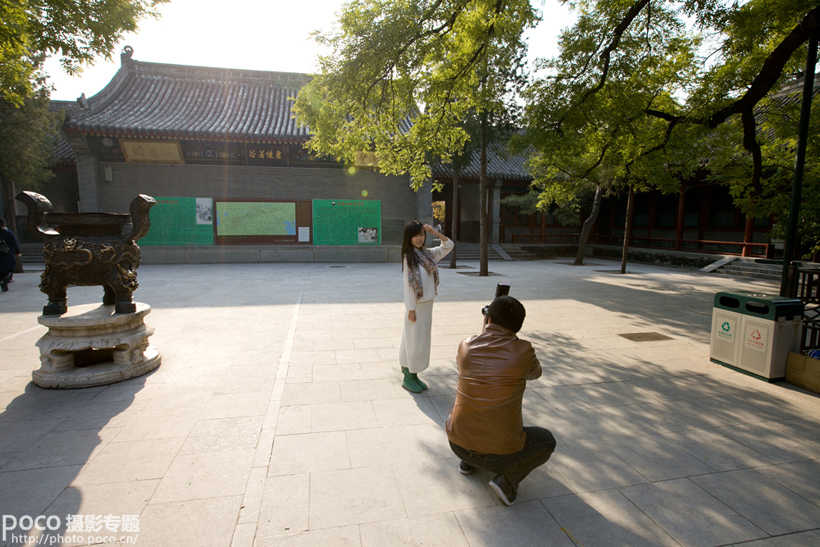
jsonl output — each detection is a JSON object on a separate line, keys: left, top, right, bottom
{"left": 710, "top": 292, "right": 804, "bottom": 380}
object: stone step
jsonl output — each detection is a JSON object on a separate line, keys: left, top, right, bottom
{"left": 18, "top": 243, "right": 44, "bottom": 263}
{"left": 711, "top": 264, "right": 782, "bottom": 282}
{"left": 452, "top": 244, "right": 543, "bottom": 261}
{"left": 713, "top": 269, "right": 782, "bottom": 282}
{"left": 723, "top": 261, "right": 780, "bottom": 268}
{"left": 704, "top": 256, "right": 786, "bottom": 282}
{"left": 721, "top": 264, "right": 782, "bottom": 275}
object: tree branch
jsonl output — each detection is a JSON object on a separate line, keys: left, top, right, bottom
{"left": 555, "top": 0, "right": 651, "bottom": 130}
{"left": 741, "top": 108, "right": 765, "bottom": 197}
{"left": 708, "top": 6, "right": 820, "bottom": 128}
{"left": 583, "top": 1, "right": 652, "bottom": 96}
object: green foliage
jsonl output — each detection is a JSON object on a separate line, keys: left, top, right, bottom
{"left": 726, "top": 87, "right": 820, "bottom": 258}
{"left": 500, "top": 190, "right": 582, "bottom": 226}
{"left": 523, "top": 0, "right": 820, "bottom": 251}
{"left": 0, "top": 0, "right": 34, "bottom": 105}
{"left": 0, "top": 81, "right": 64, "bottom": 190}
{"left": 293, "top": 0, "right": 539, "bottom": 189}
{"left": 1, "top": 0, "right": 165, "bottom": 209}
{"left": 1, "top": 0, "right": 167, "bottom": 105}
{"left": 523, "top": 0, "right": 701, "bottom": 211}
{"left": 682, "top": 0, "right": 820, "bottom": 253}
{"left": 681, "top": 0, "right": 818, "bottom": 121}
{"left": 500, "top": 191, "right": 540, "bottom": 215}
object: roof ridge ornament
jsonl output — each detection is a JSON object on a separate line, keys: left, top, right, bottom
{"left": 121, "top": 45, "right": 135, "bottom": 67}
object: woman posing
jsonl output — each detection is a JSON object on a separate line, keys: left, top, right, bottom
{"left": 399, "top": 220, "right": 453, "bottom": 393}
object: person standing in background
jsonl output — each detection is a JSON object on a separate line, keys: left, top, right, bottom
{"left": 0, "top": 218, "right": 21, "bottom": 292}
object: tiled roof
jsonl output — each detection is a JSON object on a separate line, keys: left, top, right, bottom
{"left": 769, "top": 73, "right": 820, "bottom": 106}
{"left": 49, "top": 101, "right": 77, "bottom": 163}
{"left": 62, "top": 51, "right": 312, "bottom": 142}
{"left": 52, "top": 133, "right": 77, "bottom": 163}
{"left": 55, "top": 49, "right": 530, "bottom": 179}
{"left": 431, "top": 146, "right": 531, "bottom": 181}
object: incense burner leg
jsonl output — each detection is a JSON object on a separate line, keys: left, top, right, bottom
{"left": 105, "top": 283, "right": 136, "bottom": 314}
{"left": 42, "top": 283, "right": 68, "bottom": 316}
{"left": 103, "top": 285, "right": 117, "bottom": 306}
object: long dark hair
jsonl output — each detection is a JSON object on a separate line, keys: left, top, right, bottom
{"left": 401, "top": 220, "right": 424, "bottom": 271}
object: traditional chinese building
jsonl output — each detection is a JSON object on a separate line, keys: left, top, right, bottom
{"left": 32, "top": 47, "right": 794, "bottom": 263}
{"left": 42, "top": 47, "right": 433, "bottom": 262}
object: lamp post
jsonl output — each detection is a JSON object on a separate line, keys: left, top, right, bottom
{"left": 781, "top": 29, "right": 819, "bottom": 296}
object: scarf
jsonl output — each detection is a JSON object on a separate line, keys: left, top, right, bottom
{"left": 408, "top": 246, "right": 439, "bottom": 301}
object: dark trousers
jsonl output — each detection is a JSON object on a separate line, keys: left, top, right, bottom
{"left": 449, "top": 427, "right": 556, "bottom": 487}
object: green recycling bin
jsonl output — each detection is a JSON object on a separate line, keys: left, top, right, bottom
{"left": 710, "top": 292, "right": 804, "bottom": 380}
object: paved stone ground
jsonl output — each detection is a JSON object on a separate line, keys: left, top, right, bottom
{"left": 1, "top": 259, "right": 819, "bottom": 547}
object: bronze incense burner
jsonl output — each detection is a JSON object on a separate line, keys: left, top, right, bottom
{"left": 16, "top": 191, "right": 156, "bottom": 315}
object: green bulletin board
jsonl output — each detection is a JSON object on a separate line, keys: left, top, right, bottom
{"left": 312, "top": 199, "right": 381, "bottom": 245}
{"left": 138, "top": 197, "right": 214, "bottom": 246}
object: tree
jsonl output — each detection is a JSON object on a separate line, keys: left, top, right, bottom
{"left": 523, "top": 0, "right": 701, "bottom": 269}
{"left": 1, "top": 0, "right": 167, "bottom": 105}
{"left": 0, "top": 73, "right": 63, "bottom": 228}
{"left": 1, "top": 0, "right": 165, "bottom": 224}
{"left": 705, "top": 78, "right": 820, "bottom": 259}
{"left": 523, "top": 0, "right": 820, "bottom": 269}
{"left": 294, "top": 0, "right": 539, "bottom": 275}
{"left": 444, "top": 99, "right": 525, "bottom": 271}
{"left": 0, "top": 0, "right": 33, "bottom": 105}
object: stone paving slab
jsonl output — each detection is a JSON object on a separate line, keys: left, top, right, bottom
{"left": 1, "top": 259, "right": 819, "bottom": 546}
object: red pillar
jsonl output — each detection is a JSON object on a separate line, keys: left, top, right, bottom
{"left": 742, "top": 216, "right": 754, "bottom": 257}
{"left": 675, "top": 182, "right": 687, "bottom": 251}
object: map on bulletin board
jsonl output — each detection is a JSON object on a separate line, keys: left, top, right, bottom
{"left": 138, "top": 197, "right": 214, "bottom": 246}
{"left": 215, "top": 201, "right": 296, "bottom": 236}
{"left": 312, "top": 199, "right": 381, "bottom": 245}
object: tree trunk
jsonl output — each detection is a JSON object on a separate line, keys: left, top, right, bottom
{"left": 449, "top": 169, "right": 459, "bottom": 269}
{"left": 479, "top": 113, "right": 489, "bottom": 276}
{"left": 574, "top": 185, "right": 603, "bottom": 265}
{"left": 620, "top": 187, "right": 635, "bottom": 274}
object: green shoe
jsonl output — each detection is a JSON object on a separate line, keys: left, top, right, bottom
{"left": 401, "top": 367, "right": 424, "bottom": 393}
{"left": 413, "top": 373, "right": 428, "bottom": 391}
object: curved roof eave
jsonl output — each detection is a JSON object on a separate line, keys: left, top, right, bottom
{"left": 62, "top": 53, "right": 314, "bottom": 143}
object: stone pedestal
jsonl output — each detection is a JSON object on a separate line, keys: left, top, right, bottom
{"left": 33, "top": 303, "right": 161, "bottom": 389}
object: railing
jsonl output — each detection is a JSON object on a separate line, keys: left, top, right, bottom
{"left": 510, "top": 233, "right": 772, "bottom": 257}
{"left": 592, "top": 235, "right": 771, "bottom": 258}
{"left": 790, "top": 265, "right": 820, "bottom": 351}
{"left": 510, "top": 233, "right": 580, "bottom": 244}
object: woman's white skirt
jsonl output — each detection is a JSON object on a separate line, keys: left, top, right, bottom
{"left": 399, "top": 299, "right": 434, "bottom": 373}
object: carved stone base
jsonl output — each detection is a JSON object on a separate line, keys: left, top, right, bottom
{"left": 33, "top": 303, "right": 161, "bottom": 389}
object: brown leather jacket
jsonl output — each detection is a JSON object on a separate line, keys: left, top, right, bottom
{"left": 446, "top": 323, "right": 541, "bottom": 454}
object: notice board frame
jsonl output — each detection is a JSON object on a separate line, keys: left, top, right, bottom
{"left": 213, "top": 199, "right": 313, "bottom": 245}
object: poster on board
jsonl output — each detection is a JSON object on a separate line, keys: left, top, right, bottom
{"left": 139, "top": 197, "right": 214, "bottom": 246}
{"left": 216, "top": 201, "right": 296, "bottom": 236}
{"left": 312, "top": 199, "right": 381, "bottom": 245}
{"left": 213, "top": 200, "right": 311, "bottom": 244}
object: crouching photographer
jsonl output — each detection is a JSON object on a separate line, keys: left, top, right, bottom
{"left": 445, "top": 292, "right": 556, "bottom": 506}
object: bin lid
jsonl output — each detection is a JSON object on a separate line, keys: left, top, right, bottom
{"left": 714, "top": 292, "right": 804, "bottom": 320}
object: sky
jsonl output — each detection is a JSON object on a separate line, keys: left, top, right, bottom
{"left": 44, "top": 0, "right": 576, "bottom": 102}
